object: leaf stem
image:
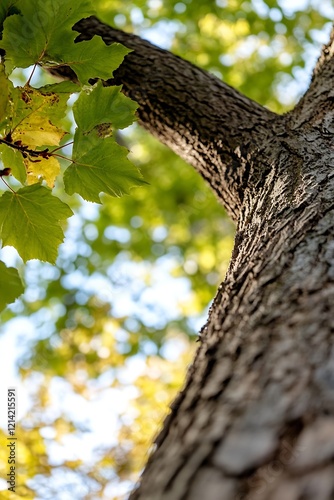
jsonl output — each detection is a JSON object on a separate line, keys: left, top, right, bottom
{"left": 25, "top": 62, "right": 38, "bottom": 87}
{"left": 1, "top": 177, "right": 15, "bottom": 193}
{"left": 52, "top": 153, "right": 72, "bottom": 162}
{"left": 51, "top": 141, "right": 74, "bottom": 153}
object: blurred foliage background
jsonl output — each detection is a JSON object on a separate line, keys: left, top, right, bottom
{"left": 0, "top": 0, "right": 333, "bottom": 498}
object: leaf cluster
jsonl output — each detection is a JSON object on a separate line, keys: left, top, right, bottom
{"left": 0, "top": 0, "right": 144, "bottom": 310}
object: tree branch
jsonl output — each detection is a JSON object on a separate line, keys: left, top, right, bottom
{"left": 71, "top": 16, "right": 277, "bottom": 222}
{"left": 288, "top": 23, "right": 334, "bottom": 131}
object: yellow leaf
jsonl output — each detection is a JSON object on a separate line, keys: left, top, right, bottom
{"left": 13, "top": 115, "right": 65, "bottom": 147}
{"left": 25, "top": 155, "right": 60, "bottom": 187}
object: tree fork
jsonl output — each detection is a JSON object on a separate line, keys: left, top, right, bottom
{"left": 72, "top": 17, "right": 334, "bottom": 500}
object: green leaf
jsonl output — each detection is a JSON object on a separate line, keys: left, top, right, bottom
{"left": 0, "top": 0, "right": 20, "bottom": 37}
{"left": 0, "top": 144, "right": 26, "bottom": 184}
{"left": 0, "top": 62, "right": 13, "bottom": 133}
{"left": 0, "top": 184, "right": 73, "bottom": 262}
{"left": 64, "top": 132, "right": 146, "bottom": 203}
{"left": 0, "top": 0, "right": 95, "bottom": 70}
{"left": 60, "top": 40, "right": 131, "bottom": 85}
{"left": 0, "top": 260, "right": 24, "bottom": 311}
{"left": 37, "top": 81, "right": 81, "bottom": 94}
{"left": 74, "top": 81, "right": 138, "bottom": 132}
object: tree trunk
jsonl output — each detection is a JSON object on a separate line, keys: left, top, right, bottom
{"left": 73, "top": 17, "right": 334, "bottom": 500}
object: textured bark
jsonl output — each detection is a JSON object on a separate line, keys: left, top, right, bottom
{"left": 72, "top": 17, "right": 334, "bottom": 500}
